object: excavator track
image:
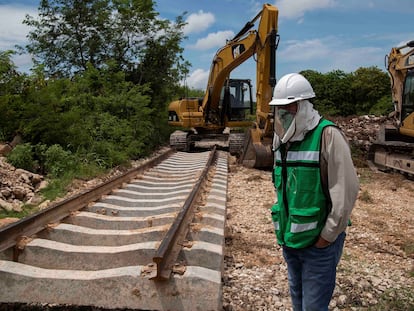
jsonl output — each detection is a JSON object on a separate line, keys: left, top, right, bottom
{"left": 169, "top": 130, "right": 189, "bottom": 151}
{"left": 229, "top": 132, "right": 245, "bottom": 155}
{"left": 368, "top": 124, "right": 414, "bottom": 178}
{"left": 369, "top": 142, "right": 414, "bottom": 178}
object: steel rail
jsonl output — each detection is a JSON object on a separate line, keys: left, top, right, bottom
{"left": 149, "top": 146, "right": 217, "bottom": 281}
{"left": 0, "top": 148, "right": 174, "bottom": 253}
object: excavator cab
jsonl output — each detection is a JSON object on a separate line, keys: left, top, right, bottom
{"left": 221, "top": 79, "right": 253, "bottom": 122}
{"left": 401, "top": 70, "right": 414, "bottom": 122}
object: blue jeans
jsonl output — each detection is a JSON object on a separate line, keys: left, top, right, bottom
{"left": 282, "top": 232, "right": 346, "bottom": 311}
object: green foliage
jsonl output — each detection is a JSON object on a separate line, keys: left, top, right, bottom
{"left": 352, "top": 66, "right": 391, "bottom": 114}
{"left": 23, "top": 0, "right": 189, "bottom": 84}
{"left": 44, "top": 144, "right": 76, "bottom": 178}
{"left": 369, "top": 287, "right": 414, "bottom": 311}
{"left": 40, "top": 174, "right": 76, "bottom": 201}
{"left": 0, "top": 204, "right": 39, "bottom": 219}
{"left": 6, "top": 143, "right": 37, "bottom": 172}
{"left": 0, "top": 1, "right": 190, "bottom": 201}
{"left": 360, "top": 190, "right": 374, "bottom": 203}
{"left": 369, "top": 94, "right": 393, "bottom": 116}
{"left": 0, "top": 50, "right": 28, "bottom": 140}
{"left": 301, "top": 67, "right": 391, "bottom": 116}
{"left": 14, "top": 64, "right": 157, "bottom": 168}
{"left": 174, "top": 85, "right": 205, "bottom": 99}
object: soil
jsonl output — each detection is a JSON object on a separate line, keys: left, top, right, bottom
{"left": 223, "top": 157, "right": 414, "bottom": 311}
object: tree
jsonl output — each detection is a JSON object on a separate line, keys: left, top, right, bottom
{"left": 0, "top": 50, "right": 24, "bottom": 95}
{"left": 301, "top": 67, "right": 391, "bottom": 116}
{"left": 300, "top": 69, "right": 350, "bottom": 116}
{"left": 23, "top": 0, "right": 189, "bottom": 86}
{"left": 24, "top": 0, "right": 111, "bottom": 76}
{"left": 0, "top": 50, "right": 27, "bottom": 140}
{"left": 351, "top": 66, "right": 390, "bottom": 114}
{"left": 23, "top": 0, "right": 190, "bottom": 150}
{"left": 19, "top": 64, "right": 154, "bottom": 165}
{"left": 324, "top": 70, "right": 355, "bottom": 115}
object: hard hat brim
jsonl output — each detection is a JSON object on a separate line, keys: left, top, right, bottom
{"left": 269, "top": 97, "right": 301, "bottom": 106}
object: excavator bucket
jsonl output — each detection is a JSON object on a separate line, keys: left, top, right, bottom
{"left": 239, "top": 128, "right": 273, "bottom": 168}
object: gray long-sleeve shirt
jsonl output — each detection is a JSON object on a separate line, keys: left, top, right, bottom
{"left": 320, "top": 126, "right": 359, "bottom": 242}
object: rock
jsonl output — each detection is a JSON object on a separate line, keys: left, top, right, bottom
{"left": 36, "top": 180, "right": 49, "bottom": 192}
{"left": 12, "top": 203, "right": 22, "bottom": 212}
{"left": 0, "top": 198, "right": 13, "bottom": 211}
{"left": 26, "top": 194, "right": 44, "bottom": 206}
{"left": 31, "top": 173, "right": 43, "bottom": 185}
{"left": 0, "top": 144, "right": 12, "bottom": 156}
{"left": 12, "top": 186, "right": 27, "bottom": 200}
{"left": 19, "top": 172, "right": 31, "bottom": 184}
{"left": 337, "top": 294, "right": 348, "bottom": 306}
{"left": 38, "top": 200, "right": 50, "bottom": 210}
{"left": 1, "top": 188, "right": 12, "bottom": 199}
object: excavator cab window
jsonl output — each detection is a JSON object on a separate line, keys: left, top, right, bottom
{"left": 221, "top": 79, "right": 253, "bottom": 121}
{"left": 402, "top": 70, "right": 414, "bottom": 120}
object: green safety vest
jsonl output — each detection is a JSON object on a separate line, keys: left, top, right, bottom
{"left": 271, "top": 119, "right": 335, "bottom": 248}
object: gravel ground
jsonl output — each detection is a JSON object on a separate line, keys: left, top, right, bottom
{"left": 223, "top": 156, "right": 414, "bottom": 311}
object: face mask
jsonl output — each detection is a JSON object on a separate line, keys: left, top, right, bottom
{"left": 278, "top": 109, "right": 295, "bottom": 133}
{"left": 274, "top": 105, "right": 297, "bottom": 138}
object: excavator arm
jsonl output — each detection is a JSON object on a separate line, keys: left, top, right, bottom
{"left": 203, "top": 4, "right": 278, "bottom": 117}
{"left": 168, "top": 4, "right": 279, "bottom": 168}
{"left": 386, "top": 40, "right": 414, "bottom": 137}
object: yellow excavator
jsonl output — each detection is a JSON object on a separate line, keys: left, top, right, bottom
{"left": 168, "top": 3, "right": 279, "bottom": 168}
{"left": 370, "top": 40, "right": 414, "bottom": 176}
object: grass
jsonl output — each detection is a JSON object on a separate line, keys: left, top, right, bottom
{"left": 357, "top": 168, "right": 374, "bottom": 185}
{"left": 359, "top": 189, "right": 374, "bottom": 203}
{"left": 39, "top": 175, "right": 74, "bottom": 201}
{"left": 368, "top": 287, "right": 414, "bottom": 311}
{"left": 0, "top": 204, "right": 40, "bottom": 219}
{"left": 40, "top": 161, "right": 109, "bottom": 201}
{"left": 403, "top": 239, "right": 414, "bottom": 258}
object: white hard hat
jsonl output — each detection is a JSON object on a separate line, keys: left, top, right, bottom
{"left": 269, "top": 73, "right": 315, "bottom": 106}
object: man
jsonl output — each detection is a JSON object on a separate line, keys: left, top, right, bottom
{"left": 269, "top": 73, "right": 359, "bottom": 311}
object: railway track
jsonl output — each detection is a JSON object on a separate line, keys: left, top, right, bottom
{"left": 0, "top": 148, "right": 228, "bottom": 311}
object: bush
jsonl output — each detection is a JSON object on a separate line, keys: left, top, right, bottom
{"left": 89, "top": 140, "right": 128, "bottom": 168}
{"left": 43, "top": 144, "right": 76, "bottom": 178}
{"left": 369, "top": 95, "right": 393, "bottom": 116}
{"left": 6, "top": 143, "right": 37, "bottom": 172}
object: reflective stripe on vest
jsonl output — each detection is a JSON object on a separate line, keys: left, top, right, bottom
{"left": 275, "top": 150, "right": 320, "bottom": 162}
{"left": 290, "top": 221, "right": 318, "bottom": 233}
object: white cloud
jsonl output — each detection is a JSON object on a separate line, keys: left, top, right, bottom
{"left": 330, "top": 46, "right": 384, "bottom": 72}
{"left": 278, "top": 36, "right": 385, "bottom": 73}
{"left": 279, "top": 39, "right": 330, "bottom": 61}
{"left": 183, "top": 10, "right": 215, "bottom": 35}
{"left": 0, "top": 4, "right": 37, "bottom": 72}
{"left": 188, "top": 30, "right": 235, "bottom": 50}
{"left": 186, "top": 68, "right": 209, "bottom": 89}
{"left": 0, "top": 5, "right": 36, "bottom": 50}
{"left": 274, "top": 0, "right": 336, "bottom": 19}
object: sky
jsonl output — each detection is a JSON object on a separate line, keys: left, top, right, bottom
{"left": 1, "top": 0, "right": 414, "bottom": 91}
